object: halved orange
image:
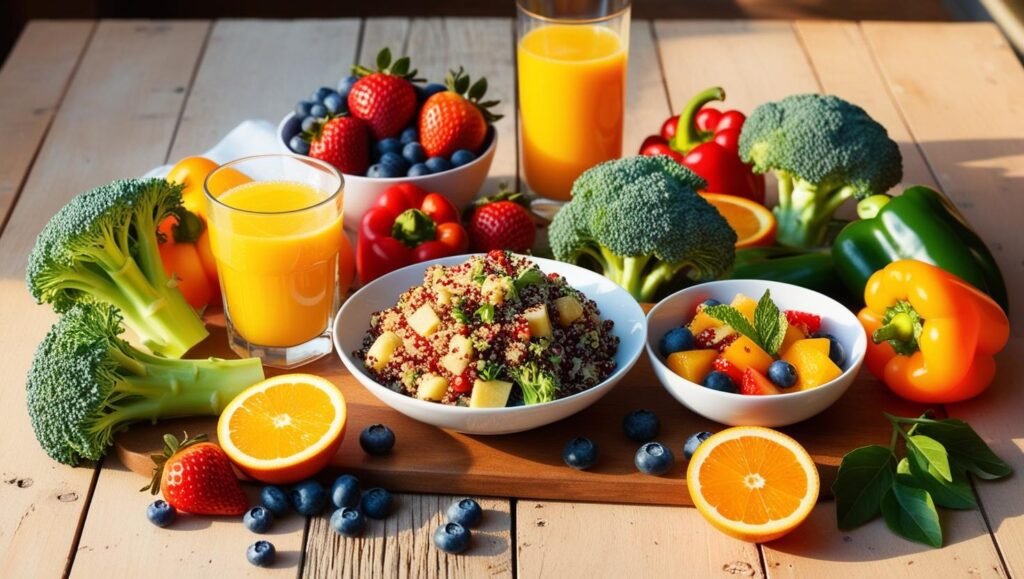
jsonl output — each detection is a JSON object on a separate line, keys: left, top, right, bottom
{"left": 701, "top": 193, "right": 776, "bottom": 248}
{"left": 218, "top": 374, "right": 347, "bottom": 484}
{"left": 687, "top": 426, "right": 818, "bottom": 543}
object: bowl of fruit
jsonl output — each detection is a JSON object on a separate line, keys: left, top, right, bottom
{"left": 333, "top": 252, "right": 647, "bottom": 435}
{"left": 647, "top": 280, "right": 866, "bottom": 427}
{"left": 279, "top": 49, "right": 500, "bottom": 231}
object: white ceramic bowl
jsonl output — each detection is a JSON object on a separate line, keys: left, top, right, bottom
{"left": 647, "top": 280, "right": 866, "bottom": 427}
{"left": 333, "top": 255, "right": 647, "bottom": 435}
{"left": 278, "top": 113, "right": 497, "bottom": 231}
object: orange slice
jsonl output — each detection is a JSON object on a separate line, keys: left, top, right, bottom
{"left": 218, "top": 374, "right": 347, "bottom": 484}
{"left": 687, "top": 426, "right": 818, "bottom": 542}
{"left": 701, "top": 193, "right": 776, "bottom": 248}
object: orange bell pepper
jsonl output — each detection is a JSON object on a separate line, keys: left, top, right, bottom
{"left": 158, "top": 208, "right": 220, "bottom": 311}
{"left": 859, "top": 259, "right": 1009, "bottom": 403}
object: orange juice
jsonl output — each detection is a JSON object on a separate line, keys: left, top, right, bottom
{"left": 518, "top": 24, "right": 627, "bottom": 200}
{"left": 208, "top": 181, "right": 343, "bottom": 347}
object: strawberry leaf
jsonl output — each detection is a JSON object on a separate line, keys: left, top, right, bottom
{"left": 392, "top": 56, "right": 410, "bottom": 77}
{"left": 469, "top": 77, "right": 487, "bottom": 101}
{"left": 377, "top": 47, "right": 392, "bottom": 70}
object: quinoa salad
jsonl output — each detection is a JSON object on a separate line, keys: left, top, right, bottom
{"left": 356, "top": 251, "right": 619, "bottom": 408}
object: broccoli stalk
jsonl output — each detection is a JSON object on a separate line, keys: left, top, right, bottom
{"left": 739, "top": 94, "right": 903, "bottom": 248}
{"left": 26, "top": 178, "right": 210, "bottom": 358}
{"left": 27, "top": 304, "right": 265, "bottom": 466}
{"left": 511, "top": 362, "right": 559, "bottom": 405}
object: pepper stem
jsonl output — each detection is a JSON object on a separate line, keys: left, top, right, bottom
{"left": 872, "top": 301, "right": 923, "bottom": 356}
{"left": 671, "top": 86, "right": 726, "bottom": 153}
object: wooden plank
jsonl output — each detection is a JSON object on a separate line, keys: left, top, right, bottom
{"left": 0, "top": 20, "right": 94, "bottom": 230}
{"left": 862, "top": 21, "right": 1024, "bottom": 329}
{"left": 358, "top": 18, "right": 411, "bottom": 66}
{"left": 304, "top": 495, "right": 512, "bottom": 578}
{"left": 516, "top": 501, "right": 763, "bottom": 578}
{"left": 762, "top": 503, "right": 1005, "bottom": 578}
{"left": 623, "top": 20, "right": 672, "bottom": 157}
{"left": 168, "top": 18, "right": 362, "bottom": 160}
{"left": 0, "top": 19, "right": 210, "bottom": 579}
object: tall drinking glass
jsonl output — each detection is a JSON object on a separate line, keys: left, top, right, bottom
{"left": 205, "top": 155, "right": 344, "bottom": 368}
{"left": 517, "top": 0, "right": 630, "bottom": 201}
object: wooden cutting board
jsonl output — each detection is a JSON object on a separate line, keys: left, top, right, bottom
{"left": 114, "top": 323, "right": 927, "bottom": 506}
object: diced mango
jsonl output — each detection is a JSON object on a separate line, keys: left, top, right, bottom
{"left": 441, "top": 334, "right": 474, "bottom": 375}
{"left": 666, "top": 349, "right": 719, "bottom": 383}
{"left": 688, "top": 309, "right": 721, "bottom": 335}
{"left": 780, "top": 324, "right": 807, "bottom": 357}
{"left": 469, "top": 379, "right": 513, "bottom": 408}
{"left": 784, "top": 337, "right": 830, "bottom": 359}
{"left": 417, "top": 374, "right": 449, "bottom": 401}
{"left": 782, "top": 341, "right": 842, "bottom": 390}
{"left": 554, "top": 296, "right": 584, "bottom": 327}
{"left": 721, "top": 335, "right": 774, "bottom": 375}
{"left": 524, "top": 304, "right": 553, "bottom": 338}
{"left": 366, "top": 331, "right": 403, "bottom": 372}
{"left": 408, "top": 304, "right": 441, "bottom": 337}
{"left": 730, "top": 294, "right": 758, "bottom": 324}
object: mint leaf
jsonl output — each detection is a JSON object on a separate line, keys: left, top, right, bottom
{"left": 753, "top": 290, "right": 788, "bottom": 355}
{"left": 905, "top": 453, "right": 977, "bottom": 510}
{"left": 915, "top": 419, "right": 1012, "bottom": 480}
{"left": 703, "top": 305, "right": 758, "bottom": 343}
{"left": 906, "top": 435, "right": 952, "bottom": 482}
{"left": 833, "top": 445, "right": 897, "bottom": 530}
{"left": 881, "top": 482, "right": 943, "bottom": 547}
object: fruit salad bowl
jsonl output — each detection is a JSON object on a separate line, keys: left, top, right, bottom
{"left": 647, "top": 280, "right": 866, "bottom": 427}
{"left": 278, "top": 113, "right": 497, "bottom": 232}
{"left": 333, "top": 255, "right": 647, "bottom": 435}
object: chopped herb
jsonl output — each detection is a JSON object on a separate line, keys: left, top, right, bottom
{"left": 475, "top": 303, "right": 495, "bottom": 324}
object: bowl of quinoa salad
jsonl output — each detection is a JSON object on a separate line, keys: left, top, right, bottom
{"left": 334, "top": 251, "right": 647, "bottom": 434}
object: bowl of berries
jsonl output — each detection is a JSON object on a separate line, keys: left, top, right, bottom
{"left": 279, "top": 49, "right": 500, "bottom": 232}
{"left": 646, "top": 280, "right": 866, "bottom": 427}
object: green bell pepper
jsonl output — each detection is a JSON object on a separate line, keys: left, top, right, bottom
{"left": 832, "top": 185, "right": 1008, "bottom": 311}
{"left": 729, "top": 246, "right": 850, "bottom": 300}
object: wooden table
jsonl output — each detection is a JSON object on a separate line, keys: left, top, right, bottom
{"left": 1, "top": 17, "right": 1022, "bottom": 579}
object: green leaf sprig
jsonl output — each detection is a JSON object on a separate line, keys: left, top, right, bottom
{"left": 833, "top": 412, "right": 1011, "bottom": 547}
{"left": 703, "top": 290, "right": 788, "bottom": 355}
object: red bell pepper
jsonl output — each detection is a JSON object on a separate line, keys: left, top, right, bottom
{"left": 639, "top": 86, "right": 765, "bottom": 204}
{"left": 357, "top": 184, "right": 470, "bottom": 283}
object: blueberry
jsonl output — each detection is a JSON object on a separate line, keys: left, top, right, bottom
{"left": 260, "top": 485, "right": 290, "bottom": 517}
{"left": 702, "top": 298, "right": 722, "bottom": 308}
{"left": 331, "top": 474, "right": 361, "bottom": 509}
{"left": 360, "top": 487, "right": 394, "bottom": 519}
{"left": 446, "top": 498, "right": 483, "bottom": 528}
{"left": 337, "top": 75, "right": 358, "bottom": 99}
{"left": 312, "top": 86, "right": 334, "bottom": 102}
{"left": 433, "top": 522, "right": 471, "bottom": 554}
{"left": 289, "top": 480, "right": 328, "bottom": 516}
{"left": 323, "top": 92, "right": 346, "bottom": 115}
{"left": 659, "top": 327, "right": 694, "bottom": 357}
{"left": 289, "top": 134, "right": 311, "bottom": 155}
{"left": 425, "top": 156, "right": 452, "bottom": 173}
{"left": 635, "top": 442, "right": 675, "bottom": 476}
{"left": 402, "top": 142, "right": 426, "bottom": 164}
{"left": 562, "top": 437, "right": 599, "bottom": 470}
{"left": 375, "top": 138, "right": 404, "bottom": 157}
{"left": 295, "top": 100, "right": 316, "bottom": 118}
{"left": 703, "top": 370, "right": 738, "bottom": 393}
{"left": 767, "top": 360, "right": 797, "bottom": 389}
{"left": 820, "top": 333, "right": 846, "bottom": 367}
{"left": 329, "top": 507, "right": 366, "bottom": 537}
{"left": 367, "top": 163, "right": 402, "bottom": 178}
{"left": 622, "top": 409, "right": 660, "bottom": 443}
{"left": 146, "top": 499, "right": 176, "bottom": 528}
{"left": 450, "top": 149, "right": 477, "bottom": 167}
{"left": 359, "top": 424, "right": 396, "bottom": 456}
{"left": 246, "top": 540, "right": 276, "bottom": 567}
{"left": 682, "top": 431, "right": 712, "bottom": 460}
{"left": 407, "top": 163, "right": 431, "bottom": 177}
{"left": 378, "top": 152, "right": 410, "bottom": 174}
{"left": 309, "top": 103, "right": 328, "bottom": 119}
{"left": 399, "top": 127, "right": 419, "bottom": 145}
{"left": 300, "top": 115, "right": 318, "bottom": 133}
{"left": 421, "top": 83, "right": 447, "bottom": 101}
{"left": 243, "top": 506, "right": 274, "bottom": 534}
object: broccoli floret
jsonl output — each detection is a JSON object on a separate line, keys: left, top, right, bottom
{"left": 549, "top": 156, "right": 736, "bottom": 302}
{"left": 26, "top": 303, "right": 265, "bottom": 465}
{"left": 511, "top": 362, "right": 559, "bottom": 405}
{"left": 739, "top": 94, "right": 903, "bottom": 248}
{"left": 26, "top": 178, "right": 209, "bottom": 358}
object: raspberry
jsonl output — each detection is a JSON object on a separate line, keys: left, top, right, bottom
{"left": 785, "top": 311, "right": 821, "bottom": 334}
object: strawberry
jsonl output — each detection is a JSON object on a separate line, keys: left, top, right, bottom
{"left": 141, "top": 433, "right": 248, "bottom": 516}
{"left": 348, "top": 48, "right": 420, "bottom": 139}
{"left": 466, "top": 191, "right": 535, "bottom": 253}
{"left": 785, "top": 310, "right": 822, "bottom": 335}
{"left": 419, "top": 67, "right": 503, "bottom": 158}
{"left": 740, "top": 368, "right": 781, "bottom": 396}
{"left": 712, "top": 356, "right": 744, "bottom": 384}
{"left": 695, "top": 326, "right": 738, "bottom": 351}
{"left": 307, "top": 115, "right": 371, "bottom": 175}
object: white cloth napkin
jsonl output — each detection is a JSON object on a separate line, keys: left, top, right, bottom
{"left": 144, "top": 120, "right": 281, "bottom": 178}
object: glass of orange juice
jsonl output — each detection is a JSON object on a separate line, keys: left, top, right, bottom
{"left": 517, "top": 0, "right": 630, "bottom": 201}
{"left": 205, "top": 155, "right": 344, "bottom": 368}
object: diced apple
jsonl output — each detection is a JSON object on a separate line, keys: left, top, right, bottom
{"left": 469, "top": 379, "right": 513, "bottom": 408}
{"left": 524, "top": 304, "right": 553, "bottom": 339}
{"left": 416, "top": 374, "right": 449, "bottom": 401}
{"left": 441, "top": 334, "right": 475, "bottom": 375}
{"left": 721, "top": 335, "right": 774, "bottom": 375}
{"left": 481, "top": 276, "right": 512, "bottom": 305}
{"left": 553, "top": 296, "right": 584, "bottom": 327}
{"left": 407, "top": 304, "right": 441, "bottom": 337}
{"left": 366, "top": 331, "right": 403, "bottom": 372}
{"left": 666, "top": 349, "right": 718, "bottom": 383}
{"left": 435, "top": 287, "right": 452, "bottom": 307}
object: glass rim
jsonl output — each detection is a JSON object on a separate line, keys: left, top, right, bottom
{"left": 204, "top": 153, "right": 343, "bottom": 216}
{"left": 516, "top": 0, "right": 631, "bottom": 25}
